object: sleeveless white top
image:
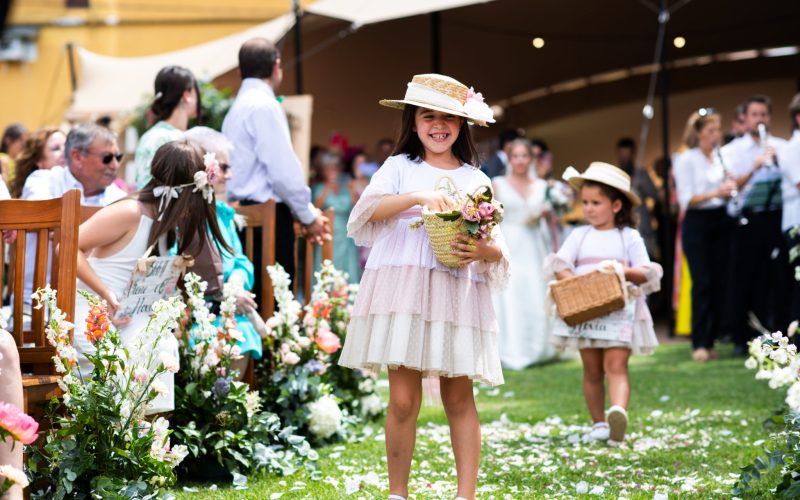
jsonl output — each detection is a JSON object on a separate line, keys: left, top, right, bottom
{"left": 73, "top": 213, "right": 179, "bottom": 413}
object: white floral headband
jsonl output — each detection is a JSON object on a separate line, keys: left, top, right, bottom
{"left": 153, "top": 151, "right": 222, "bottom": 220}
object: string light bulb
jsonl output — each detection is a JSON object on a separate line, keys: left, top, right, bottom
{"left": 673, "top": 36, "right": 686, "bottom": 49}
{"left": 532, "top": 37, "right": 545, "bottom": 49}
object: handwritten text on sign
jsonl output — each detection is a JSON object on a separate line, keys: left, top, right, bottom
{"left": 116, "top": 256, "right": 182, "bottom": 320}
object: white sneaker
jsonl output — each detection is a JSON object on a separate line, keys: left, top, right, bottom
{"left": 587, "top": 422, "right": 609, "bottom": 441}
{"left": 606, "top": 405, "right": 629, "bottom": 443}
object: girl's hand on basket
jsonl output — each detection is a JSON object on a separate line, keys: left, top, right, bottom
{"left": 414, "top": 191, "right": 457, "bottom": 212}
{"left": 452, "top": 235, "right": 502, "bottom": 265}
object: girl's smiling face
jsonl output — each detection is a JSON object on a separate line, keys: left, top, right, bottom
{"left": 414, "top": 107, "right": 462, "bottom": 157}
{"left": 581, "top": 184, "right": 621, "bottom": 230}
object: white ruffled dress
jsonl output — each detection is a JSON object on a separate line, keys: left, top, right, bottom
{"left": 338, "top": 155, "right": 510, "bottom": 386}
{"left": 544, "top": 225, "right": 661, "bottom": 355}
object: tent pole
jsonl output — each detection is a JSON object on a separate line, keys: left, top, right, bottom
{"left": 431, "top": 11, "right": 441, "bottom": 73}
{"left": 658, "top": 0, "right": 674, "bottom": 334}
{"left": 66, "top": 42, "right": 77, "bottom": 93}
{"left": 293, "top": 0, "right": 303, "bottom": 95}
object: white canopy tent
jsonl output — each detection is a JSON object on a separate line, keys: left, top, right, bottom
{"left": 69, "top": 13, "right": 295, "bottom": 116}
{"left": 305, "top": 0, "right": 494, "bottom": 26}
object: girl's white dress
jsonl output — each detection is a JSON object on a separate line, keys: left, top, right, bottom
{"left": 491, "top": 176, "right": 555, "bottom": 369}
{"left": 73, "top": 210, "right": 180, "bottom": 413}
{"left": 544, "top": 226, "right": 661, "bottom": 354}
{"left": 338, "top": 154, "right": 510, "bottom": 386}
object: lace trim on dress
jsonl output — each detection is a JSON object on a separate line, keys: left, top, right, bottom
{"left": 346, "top": 185, "right": 398, "bottom": 247}
{"left": 639, "top": 262, "right": 664, "bottom": 295}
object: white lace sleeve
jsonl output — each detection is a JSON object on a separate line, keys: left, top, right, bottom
{"left": 346, "top": 184, "right": 399, "bottom": 247}
{"left": 639, "top": 262, "right": 664, "bottom": 294}
{"left": 346, "top": 156, "right": 402, "bottom": 247}
{"left": 543, "top": 254, "right": 574, "bottom": 280}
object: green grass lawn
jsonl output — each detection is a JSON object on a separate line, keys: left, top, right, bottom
{"left": 174, "top": 340, "right": 786, "bottom": 499}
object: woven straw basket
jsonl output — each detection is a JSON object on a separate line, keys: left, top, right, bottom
{"left": 551, "top": 271, "right": 625, "bottom": 326}
{"left": 422, "top": 177, "right": 471, "bottom": 268}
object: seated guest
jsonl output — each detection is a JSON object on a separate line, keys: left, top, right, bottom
{"left": 10, "top": 127, "right": 66, "bottom": 198}
{"left": 74, "top": 140, "right": 231, "bottom": 412}
{"left": 19, "top": 124, "right": 126, "bottom": 315}
{"left": 0, "top": 123, "right": 27, "bottom": 185}
{"left": 183, "top": 126, "right": 262, "bottom": 379}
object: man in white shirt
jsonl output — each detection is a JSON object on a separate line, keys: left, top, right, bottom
{"left": 222, "top": 37, "right": 329, "bottom": 289}
{"left": 780, "top": 93, "right": 800, "bottom": 325}
{"left": 20, "top": 123, "right": 127, "bottom": 306}
{"left": 721, "top": 95, "right": 789, "bottom": 354}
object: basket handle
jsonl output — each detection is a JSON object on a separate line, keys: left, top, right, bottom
{"left": 470, "top": 184, "right": 493, "bottom": 201}
{"left": 434, "top": 176, "right": 460, "bottom": 199}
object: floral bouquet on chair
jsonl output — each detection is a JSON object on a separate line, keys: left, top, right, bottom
{"left": 413, "top": 180, "right": 504, "bottom": 268}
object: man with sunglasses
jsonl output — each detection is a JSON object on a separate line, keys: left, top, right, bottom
{"left": 17, "top": 123, "right": 127, "bottom": 312}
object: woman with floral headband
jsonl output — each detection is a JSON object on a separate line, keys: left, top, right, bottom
{"left": 74, "top": 140, "right": 230, "bottom": 412}
{"left": 339, "top": 73, "right": 508, "bottom": 500}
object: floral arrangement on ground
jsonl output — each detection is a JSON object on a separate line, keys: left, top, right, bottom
{"left": 171, "top": 273, "right": 317, "bottom": 485}
{"left": 255, "top": 261, "right": 384, "bottom": 444}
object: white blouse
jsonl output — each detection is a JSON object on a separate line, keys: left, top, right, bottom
{"left": 673, "top": 148, "right": 725, "bottom": 211}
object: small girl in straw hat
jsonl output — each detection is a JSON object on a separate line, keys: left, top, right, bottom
{"left": 339, "top": 74, "right": 509, "bottom": 500}
{"left": 544, "top": 162, "right": 662, "bottom": 444}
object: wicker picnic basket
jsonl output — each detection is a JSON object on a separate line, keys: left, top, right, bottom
{"left": 550, "top": 270, "right": 625, "bottom": 326}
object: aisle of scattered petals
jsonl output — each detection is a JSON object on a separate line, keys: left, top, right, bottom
{"left": 303, "top": 402, "right": 757, "bottom": 499}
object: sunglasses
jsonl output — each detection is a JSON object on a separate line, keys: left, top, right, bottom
{"left": 85, "top": 150, "right": 123, "bottom": 164}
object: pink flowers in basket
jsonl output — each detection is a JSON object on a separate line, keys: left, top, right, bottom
{"left": 458, "top": 187, "right": 503, "bottom": 240}
{"left": 0, "top": 401, "right": 39, "bottom": 445}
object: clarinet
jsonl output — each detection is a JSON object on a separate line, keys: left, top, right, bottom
{"left": 757, "top": 123, "right": 779, "bottom": 169}
{"left": 715, "top": 146, "right": 748, "bottom": 226}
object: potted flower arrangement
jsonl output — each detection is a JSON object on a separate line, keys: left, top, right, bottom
{"left": 171, "top": 274, "right": 317, "bottom": 484}
{"left": 28, "top": 287, "right": 188, "bottom": 499}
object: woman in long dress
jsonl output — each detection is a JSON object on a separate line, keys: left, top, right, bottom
{"left": 492, "top": 139, "right": 554, "bottom": 369}
{"left": 312, "top": 152, "right": 361, "bottom": 282}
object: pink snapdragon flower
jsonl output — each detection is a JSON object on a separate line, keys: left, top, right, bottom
{"left": 0, "top": 402, "right": 39, "bottom": 444}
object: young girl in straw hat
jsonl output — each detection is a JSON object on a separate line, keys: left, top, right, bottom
{"left": 339, "top": 74, "right": 509, "bottom": 500}
{"left": 544, "top": 162, "right": 662, "bottom": 444}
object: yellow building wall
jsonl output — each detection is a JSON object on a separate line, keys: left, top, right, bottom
{"left": 1, "top": 0, "right": 307, "bottom": 129}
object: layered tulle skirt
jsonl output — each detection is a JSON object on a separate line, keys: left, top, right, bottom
{"left": 338, "top": 265, "right": 505, "bottom": 386}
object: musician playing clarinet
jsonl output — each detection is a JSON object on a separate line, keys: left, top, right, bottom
{"left": 721, "top": 94, "right": 789, "bottom": 356}
{"left": 780, "top": 93, "right": 800, "bottom": 328}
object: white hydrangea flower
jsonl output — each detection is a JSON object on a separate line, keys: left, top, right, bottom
{"left": 787, "top": 382, "right": 800, "bottom": 411}
{"left": 308, "top": 395, "right": 343, "bottom": 439}
{"left": 360, "top": 393, "right": 384, "bottom": 417}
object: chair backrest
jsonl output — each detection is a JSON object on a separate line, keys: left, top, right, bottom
{"left": 235, "top": 200, "right": 277, "bottom": 319}
{"left": 0, "top": 189, "right": 80, "bottom": 372}
{"left": 80, "top": 205, "right": 102, "bottom": 224}
{"left": 293, "top": 207, "right": 334, "bottom": 303}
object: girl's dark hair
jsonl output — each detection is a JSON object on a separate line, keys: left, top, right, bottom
{"left": 1, "top": 123, "right": 26, "bottom": 153}
{"left": 392, "top": 105, "right": 480, "bottom": 167}
{"left": 150, "top": 66, "right": 201, "bottom": 124}
{"left": 11, "top": 127, "right": 61, "bottom": 198}
{"left": 137, "top": 140, "right": 231, "bottom": 256}
{"left": 582, "top": 180, "right": 638, "bottom": 229}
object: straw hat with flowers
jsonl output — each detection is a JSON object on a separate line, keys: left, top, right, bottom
{"left": 379, "top": 73, "right": 496, "bottom": 127}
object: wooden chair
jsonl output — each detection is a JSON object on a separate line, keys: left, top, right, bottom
{"left": 0, "top": 189, "right": 80, "bottom": 414}
{"left": 293, "top": 207, "right": 334, "bottom": 304}
{"left": 234, "top": 201, "right": 277, "bottom": 388}
{"left": 80, "top": 205, "right": 102, "bottom": 224}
